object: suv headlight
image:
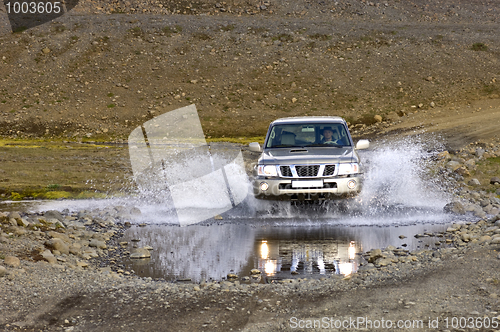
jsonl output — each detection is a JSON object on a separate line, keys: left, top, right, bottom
{"left": 257, "top": 165, "right": 278, "bottom": 177}
{"left": 337, "top": 163, "right": 360, "bottom": 175}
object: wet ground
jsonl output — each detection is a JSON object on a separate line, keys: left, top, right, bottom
{"left": 1, "top": 136, "right": 479, "bottom": 283}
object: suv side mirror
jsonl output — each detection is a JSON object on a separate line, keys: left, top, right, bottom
{"left": 249, "top": 142, "right": 261, "bottom": 152}
{"left": 355, "top": 140, "right": 369, "bottom": 150}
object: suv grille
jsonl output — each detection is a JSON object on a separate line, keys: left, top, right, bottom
{"left": 295, "top": 165, "right": 319, "bottom": 177}
{"left": 324, "top": 165, "right": 336, "bottom": 176}
{"left": 280, "top": 166, "right": 292, "bottom": 177}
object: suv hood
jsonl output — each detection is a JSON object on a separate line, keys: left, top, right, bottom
{"left": 258, "top": 147, "right": 358, "bottom": 165}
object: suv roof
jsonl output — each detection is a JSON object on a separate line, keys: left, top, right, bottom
{"left": 270, "top": 116, "right": 346, "bottom": 125}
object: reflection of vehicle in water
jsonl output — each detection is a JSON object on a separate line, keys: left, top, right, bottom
{"left": 256, "top": 239, "right": 360, "bottom": 278}
{"left": 249, "top": 117, "right": 369, "bottom": 201}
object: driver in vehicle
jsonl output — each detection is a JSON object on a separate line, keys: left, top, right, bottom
{"left": 321, "top": 127, "right": 339, "bottom": 144}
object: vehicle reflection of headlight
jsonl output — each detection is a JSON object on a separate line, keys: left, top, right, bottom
{"left": 265, "top": 260, "right": 276, "bottom": 275}
{"left": 261, "top": 241, "right": 269, "bottom": 259}
{"left": 348, "top": 241, "right": 356, "bottom": 260}
{"left": 338, "top": 262, "right": 354, "bottom": 276}
{"left": 260, "top": 182, "right": 269, "bottom": 191}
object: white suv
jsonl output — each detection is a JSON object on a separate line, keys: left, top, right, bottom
{"left": 249, "top": 116, "right": 369, "bottom": 201}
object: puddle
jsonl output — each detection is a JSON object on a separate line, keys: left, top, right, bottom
{"left": 119, "top": 219, "right": 460, "bottom": 283}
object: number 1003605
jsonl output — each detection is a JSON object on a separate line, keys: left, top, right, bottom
{"left": 6, "top": 1, "right": 62, "bottom": 14}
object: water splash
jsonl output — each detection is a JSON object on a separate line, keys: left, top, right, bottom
{"left": 359, "top": 136, "right": 449, "bottom": 212}
{"left": 15, "top": 136, "right": 459, "bottom": 227}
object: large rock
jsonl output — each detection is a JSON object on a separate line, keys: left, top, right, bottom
{"left": 89, "top": 239, "right": 107, "bottom": 249}
{"left": 0, "top": 265, "right": 6, "bottom": 277}
{"left": 69, "top": 242, "right": 82, "bottom": 255}
{"left": 454, "top": 166, "right": 470, "bottom": 177}
{"left": 375, "top": 258, "right": 393, "bottom": 267}
{"left": 7, "top": 211, "right": 22, "bottom": 222}
{"left": 17, "top": 218, "right": 30, "bottom": 228}
{"left": 443, "top": 202, "right": 465, "bottom": 214}
{"left": 130, "top": 207, "right": 142, "bottom": 216}
{"left": 41, "top": 250, "right": 57, "bottom": 264}
{"left": 0, "top": 212, "right": 7, "bottom": 222}
{"left": 130, "top": 248, "right": 151, "bottom": 259}
{"left": 445, "top": 161, "right": 461, "bottom": 171}
{"left": 4, "top": 256, "right": 20, "bottom": 268}
{"left": 491, "top": 177, "right": 500, "bottom": 185}
{"left": 464, "top": 159, "right": 476, "bottom": 169}
{"left": 491, "top": 237, "right": 500, "bottom": 244}
{"left": 368, "top": 249, "right": 384, "bottom": 263}
{"left": 437, "top": 151, "right": 451, "bottom": 160}
{"left": 80, "top": 248, "right": 98, "bottom": 260}
{"left": 45, "top": 238, "right": 70, "bottom": 255}
{"left": 47, "top": 231, "right": 71, "bottom": 243}
{"left": 468, "top": 178, "right": 481, "bottom": 186}
{"left": 43, "top": 210, "right": 64, "bottom": 222}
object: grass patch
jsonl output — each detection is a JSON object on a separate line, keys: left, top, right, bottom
{"left": 471, "top": 156, "right": 500, "bottom": 191}
{"left": 75, "top": 191, "right": 109, "bottom": 199}
{"left": 309, "top": 33, "right": 332, "bottom": 41}
{"left": 42, "top": 191, "right": 72, "bottom": 199}
{"left": 10, "top": 192, "right": 23, "bottom": 201}
{"left": 129, "top": 26, "right": 143, "bottom": 37}
{"left": 482, "top": 84, "right": 499, "bottom": 95}
{"left": 46, "top": 184, "right": 61, "bottom": 190}
{"left": 192, "top": 32, "right": 211, "bottom": 40}
{"left": 107, "top": 104, "right": 116, "bottom": 108}
{"left": 471, "top": 42, "right": 488, "bottom": 51}
{"left": 306, "top": 42, "right": 316, "bottom": 49}
{"left": 207, "top": 136, "right": 266, "bottom": 145}
{"left": 162, "top": 25, "right": 182, "bottom": 36}
{"left": 4, "top": 188, "right": 111, "bottom": 201}
{"left": 220, "top": 24, "right": 235, "bottom": 32}
{"left": 272, "top": 34, "right": 294, "bottom": 43}
{"left": 53, "top": 24, "right": 66, "bottom": 33}
{"left": 12, "top": 26, "right": 27, "bottom": 33}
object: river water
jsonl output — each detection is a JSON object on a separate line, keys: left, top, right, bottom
{"left": 1, "top": 137, "right": 476, "bottom": 282}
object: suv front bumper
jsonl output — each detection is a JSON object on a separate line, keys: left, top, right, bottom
{"left": 253, "top": 175, "right": 363, "bottom": 200}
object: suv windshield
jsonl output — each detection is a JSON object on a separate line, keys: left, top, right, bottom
{"left": 265, "top": 123, "right": 351, "bottom": 148}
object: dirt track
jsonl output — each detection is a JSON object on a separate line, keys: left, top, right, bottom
{"left": 377, "top": 98, "right": 500, "bottom": 150}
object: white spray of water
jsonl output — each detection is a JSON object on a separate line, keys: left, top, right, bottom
{"left": 359, "top": 136, "right": 450, "bottom": 211}
{"left": 241, "top": 136, "right": 454, "bottom": 226}
{"left": 24, "top": 137, "right": 456, "bottom": 226}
